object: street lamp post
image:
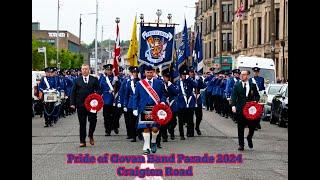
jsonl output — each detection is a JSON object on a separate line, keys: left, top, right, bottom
{"left": 56, "top": 0, "right": 60, "bottom": 68}
{"left": 79, "top": 12, "right": 96, "bottom": 66}
{"left": 156, "top": 9, "right": 162, "bottom": 26}
{"left": 167, "top": 13, "right": 172, "bottom": 24}
{"left": 95, "top": 0, "right": 98, "bottom": 75}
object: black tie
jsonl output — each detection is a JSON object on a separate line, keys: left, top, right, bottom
{"left": 148, "top": 80, "right": 152, "bottom": 86}
{"left": 244, "top": 82, "right": 247, "bottom": 97}
{"left": 84, "top": 77, "right": 87, "bottom": 84}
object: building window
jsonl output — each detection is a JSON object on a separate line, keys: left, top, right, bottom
{"left": 228, "top": 4, "right": 233, "bottom": 22}
{"left": 244, "top": 0, "right": 248, "bottom": 10}
{"left": 209, "top": 0, "right": 212, "bottom": 8}
{"left": 227, "top": 33, "right": 232, "bottom": 51}
{"left": 222, "top": 5, "right": 228, "bottom": 22}
{"left": 223, "top": 33, "right": 227, "bottom": 51}
{"left": 213, "top": 13, "right": 217, "bottom": 30}
{"left": 258, "top": 17, "right": 262, "bottom": 45}
{"left": 210, "top": 15, "right": 213, "bottom": 31}
{"left": 276, "top": 8, "right": 280, "bottom": 40}
{"left": 264, "top": 12, "right": 267, "bottom": 43}
{"left": 244, "top": 24, "right": 248, "bottom": 48}
{"left": 212, "top": 0, "right": 216, "bottom": 5}
{"left": 209, "top": 41, "right": 212, "bottom": 58}
{"left": 213, "top": 39, "right": 216, "bottom": 57}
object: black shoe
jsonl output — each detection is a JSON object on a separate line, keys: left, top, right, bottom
{"left": 126, "top": 136, "right": 133, "bottom": 139}
{"left": 138, "top": 134, "right": 143, "bottom": 141}
{"left": 44, "top": 124, "right": 49, "bottom": 128}
{"left": 130, "top": 138, "right": 137, "bottom": 142}
{"left": 180, "top": 136, "right": 185, "bottom": 140}
{"left": 170, "top": 135, "right": 175, "bottom": 140}
{"left": 162, "top": 138, "right": 168, "bottom": 142}
{"left": 157, "top": 144, "right": 162, "bottom": 148}
{"left": 187, "top": 134, "right": 191, "bottom": 137}
{"left": 105, "top": 133, "right": 111, "bottom": 136}
{"left": 257, "top": 124, "right": 261, "bottom": 129}
{"left": 49, "top": 123, "right": 53, "bottom": 127}
{"left": 247, "top": 138, "right": 253, "bottom": 149}
{"left": 195, "top": 129, "right": 202, "bottom": 135}
{"left": 143, "top": 149, "right": 150, "bottom": 155}
{"left": 114, "top": 129, "right": 119, "bottom": 134}
{"left": 238, "top": 146, "right": 244, "bottom": 151}
{"left": 151, "top": 143, "right": 157, "bottom": 153}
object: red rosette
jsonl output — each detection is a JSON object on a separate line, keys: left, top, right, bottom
{"left": 242, "top": 101, "right": 263, "bottom": 120}
{"left": 84, "top": 93, "right": 104, "bottom": 113}
{"left": 152, "top": 103, "right": 173, "bottom": 125}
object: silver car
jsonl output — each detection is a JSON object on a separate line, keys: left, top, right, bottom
{"left": 261, "top": 84, "right": 284, "bottom": 121}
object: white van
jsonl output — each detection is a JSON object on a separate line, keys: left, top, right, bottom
{"left": 32, "top": 71, "right": 45, "bottom": 100}
{"left": 234, "top": 55, "right": 276, "bottom": 84}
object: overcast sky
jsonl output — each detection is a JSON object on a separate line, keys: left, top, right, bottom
{"left": 32, "top": 0, "right": 197, "bottom": 44}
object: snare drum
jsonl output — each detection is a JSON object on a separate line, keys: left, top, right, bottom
{"left": 43, "top": 89, "right": 58, "bottom": 102}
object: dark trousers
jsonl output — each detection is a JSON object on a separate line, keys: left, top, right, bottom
{"left": 194, "top": 106, "right": 202, "bottom": 130}
{"left": 127, "top": 109, "right": 138, "bottom": 138}
{"left": 222, "top": 98, "right": 230, "bottom": 117}
{"left": 167, "top": 112, "right": 177, "bottom": 136}
{"left": 156, "top": 124, "right": 169, "bottom": 145}
{"left": 178, "top": 108, "right": 194, "bottom": 137}
{"left": 205, "top": 91, "right": 214, "bottom": 111}
{"left": 113, "top": 106, "right": 122, "bottom": 130}
{"left": 215, "top": 95, "right": 223, "bottom": 114}
{"left": 103, "top": 105, "right": 115, "bottom": 134}
{"left": 236, "top": 112, "right": 256, "bottom": 147}
{"left": 43, "top": 102, "right": 55, "bottom": 125}
{"left": 77, "top": 106, "right": 97, "bottom": 143}
{"left": 123, "top": 111, "right": 130, "bottom": 137}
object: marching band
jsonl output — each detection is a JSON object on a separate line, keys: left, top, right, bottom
{"left": 33, "top": 64, "right": 265, "bottom": 154}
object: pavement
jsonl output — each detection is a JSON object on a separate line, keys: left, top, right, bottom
{"left": 32, "top": 108, "right": 288, "bottom": 180}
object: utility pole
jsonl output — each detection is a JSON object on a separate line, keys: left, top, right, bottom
{"left": 56, "top": 0, "right": 60, "bottom": 68}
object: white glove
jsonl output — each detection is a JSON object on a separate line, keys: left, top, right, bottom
{"left": 227, "top": 98, "right": 231, "bottom": 101}
{"left": 186, "top": 75, "right": 189, "bottom": 79}
{"left": 195, "top": 75, "right": 200, "bottom": 80}
{"left": 123, "top": 107, "right": 127, "bottom": 112}
{"left": 232, "top": 106, "right": 236, "bottom": 113}
{"left": 160, "top": 102, "right": 166, "bottom": 105}
{"left": 117, "top": 103, "right": 121, "bottom": 108}
{"left": 167, "top": 81, "right": 172, "bottom": 87}
{"left": 113, "top": 76, "right": 118, "bottom": 81}
{"left": 133, "top": 110, "right": 138, "bottom": 116}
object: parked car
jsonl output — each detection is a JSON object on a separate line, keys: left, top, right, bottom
{"left": 270, "top": 84, "right": 288, "bottom": 127}
{"left": 261, "top": 84, "right": 284, "bottom": 121}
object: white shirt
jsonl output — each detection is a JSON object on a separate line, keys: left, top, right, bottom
{"left": 242, "top": 80, "right": 250, "bottom": 97}
{"left": 146, "top": 78, "right": 153, "bottom": 86}
{"left": 83, "top": 75, "right": 89, "bottom": 84}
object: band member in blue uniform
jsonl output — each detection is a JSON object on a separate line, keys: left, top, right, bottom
{"left": 38, "top": 67, "right": 60, "bottom": 127}
{"left": 123, "top": 66, "right": 140, "bottom": 142}
{"left": 225, "top": 69, "right": 241, "bottom": 122}
{"left": 188, "top": 66, "right": 206, "bottom": 135}
{"left": 132, "top": 65, "right": 167, "bottom": 155}
{"left": 100, "top": 64, "right": 121, "bottom": 136}
{"left": 162, "top": 69, "right": 179, "bottom": 140}
{"left": 176, "top": 65, "right": 198, "bottom": 139}
{"left": 204, "top": 67, "right": 215, "bottom": 111}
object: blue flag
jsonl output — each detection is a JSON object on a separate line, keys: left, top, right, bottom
{"left": 194, "top": 26, "right": 203, "bottom": 74}
{"left": 172, "top": 40, "right": 180, "bottom": 82}
{"left": 177, "top": 18, "right": 190, "bottom": 70}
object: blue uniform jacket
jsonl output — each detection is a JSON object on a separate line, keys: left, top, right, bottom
{"left": 132, "top": 78, "right": 166, "bottom": 114}
{"left": 250, "top": 76, "right": 265, "bottom": 91}
{"left": 99, "top": 75, "right": 120, "bottom": 105}
{"left": 176, "top": 77, "right": 198, "bottom": 109}
{"left": 124, "top": 78, "right": 140, "bottom": 109}
{"left": 38, "top": 76, "right": 60, "bottom": 92}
